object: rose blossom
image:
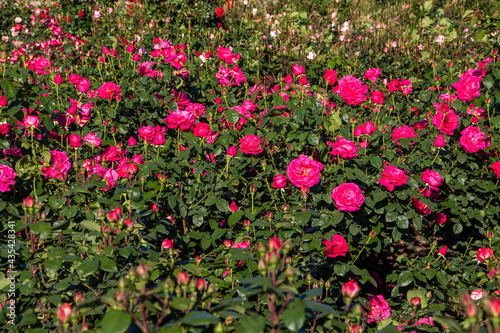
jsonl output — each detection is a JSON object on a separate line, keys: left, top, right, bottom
{"left": 0, "top": 165, "right": 16, "bottom": 192}
{"left": 23, "top": 115, "right": 39, "bottom": 129}
{"left": 378, "top": 166, "right": 408, "bottom": 192}
{"left": 324, "top": 69, "right": 338, "bottom": 85}
{"left": 323, "top": 234, "right": 348, "bottom": 258}
{"left": 492, "top": 161, "right": 500, "bottom": 178}
{"left": 193, "top": 123, "right": 211, "bottom": 137}
{"left": 239, "top": 134, "right": 263, "bottom": 155}
{"left": 76, "top": 78, "right": 90, "bottom": 93}
{"left": 164, "top": 110, "right": 196, "bottom": 130}
{"left": 83, "top": 132, "right": 102, "bottom": 148}
{"left": 452, "top": 72, "right": 481, "bottom": 102}
{"left": 286, "top": 155, "right": 323, "bottom": 192}
{"left": 432, "top": 110, "right": 459, "bottom": 135}
{"left": 477, "top": 247, "right": 494, "bottom": 262}
{"left": 470, "top": 290, "right": 484, "bottom": 301}
{"left": 392, "top": 125, "right": 415, "bottom": 144}
{"left": 330, "top": 136, "right": 359, "bottom": 160}
{"left": 434, "top": 135, "right": 446, "bottom": 147}
{"left": 162, "top": 239, "right": 174, "bottom": 249}
{"left": 366, "top": 295, "right": 391, "bottom": 323}
{"left": 387, "top": 79, "right": 400, "bottom": 92}
{"left": 227, "top": 145, "right": 237, "bottom": 157}
{"left": 400, "top": 79, "right": 413, "bottom": 95}
{"left": 421, "top": 170, "right": 443, "bottom": 190}
{"left": 331, "top": 183, "right": 364, "bottom": 212}
{"left": 292, "top": 64, "right": 304, "bottom": 76}
{"left": 336, "top": 76, "right": 368, "bottom": 105}
{"left": 370, "top": 91, "right": 385, "bottom": 105}
{"left": 272, "top": 174, "right": 287, "bottom": 189}
{"left": 98, "top": 82, "right": 121, "bottom": 100}
{"left": 459, "top": 126, "right": 486, "bottom": 153}
{"left": 42, "top": 151, "right": 71, "bottom": 180}
{"left": 363, "top": 68, "right": 381, "bottom": 82}
{"left": 412, "top": 198, "right": 431, "bottom": 215}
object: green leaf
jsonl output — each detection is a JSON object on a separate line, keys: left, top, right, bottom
{"left": 423, "top": 0, "right": 432, "bottom": 11}
{"left": 483, "top": 75, "right": 494, "bottom": 90}
{"left": 228, "top": 210, "right": 245, "bottom": 226}
{"left": 30, "top": 222, "right": 52, "bottom": 239}
{"left": 334, "top": 263, "right": 347, "bottom": 276}
{"left": 182, "top": 311, "right": 219, "bottom": 326}
{"left": 238, "top": 315, "right": 266, "bottom": 333}
{"left": 80, "top": 220, "right": 101, "bottom": 232}
{"left": 433, "top": 315, "right": 464, "bottom": 333}
{"left": 396, "top": 215, "right": 409, "bottom": 229}
{"left": 192, "top": 215, "right": 204, "bottom": 227}
{"left": 19, "top": 311, "right": 37, "bottom": 327}
{"left": 100, "top": 257, "right": 118, "bottom": 272}
{"left": 101, "top": 310, "right": 132, "bottom": 333}
{"left": 418, "top": 90, "right": 431, "bottom": 102}
{"left": 226, "top": 109, "right": 240, "bottom": 125}
{"left": 370, "top": 156, "right": 383, "bottom": 169}
{"left": 397, "top": 271, "right": 414, "bottom": 287}
{"left": 216, "top": 199, "right": 229, "bottom": 213}
{"left": 43, "top": 259, "right": 62, "bottom": 276}
{"left": 282, "top": 305, "right": 306, "bottom": 332}
{"left": 76, "top": 258, "right": 100, "bottom": 278}
{"left": 1, "top": 79, "right": 17, "bottom": 98}
{"left": 294, "top": 211, "right": 312, "bottom": 226}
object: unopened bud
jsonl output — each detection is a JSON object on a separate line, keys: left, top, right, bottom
{"left": 177, "top": 271, "right": 189, "bottom": 286}
{"left": 485, "top": 230, "right": 494, "bottom": 240}
{"left": 285, "top": 266, "right": 296, "bottom": 280}
{"left": 257, "top": 259, "right": 267, "bottom": 274}
{"left": 410, "top": 297, "right": 420, "bottom": 307}
{"left": 282, "top": 239, "right": 293, "bottom": 253}
{"left": 282, "top": 204, "right": 290, "bottom": 212}
{"left": 250, "top": 184, "right": 256, "bottom": 193}
{"left": 307, "top": 273, "right": 313, "bottom": 284}
{"left": 243, "top": 219, "right": 250, "bottom": 229}
{"left": 257, "top": 243, "right": 267, "bottom": 255}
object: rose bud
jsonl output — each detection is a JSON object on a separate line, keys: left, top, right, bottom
{"left": 342, "top": 280, "right": 360, "bottom": 299}
{"left": 477, "top": 247, "right": 494, "bottom": 262}
{"left": 57, "top": 303, "right": 72, "bottom": 323}
{"left": 410, "top": 297, "right": 421, "bottom": 307}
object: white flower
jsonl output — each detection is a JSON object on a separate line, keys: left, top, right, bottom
{"left": 306, "top": 51, "right": 317, "bottom": 60}
{"left": 435, "top": 35, "right": 445, "bottom": 44}
{"left": 94, "top": 10, "right": 101, "bottom": 19}
{"left": 252, "top": 8, "right": 257, "bottom": 16}
{"left": 15, "top": 17, "right": 22, "bottom": 24}
{"left": 470, "top": 289, "right": 484, "bottom": 301}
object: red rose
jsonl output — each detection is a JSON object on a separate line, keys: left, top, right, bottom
{"left": 42, "top": 151, "right": 71, "bottom": 180}
{"left": 215, "top": 7, "right": 225, "bottom": 18}
{"left": 336, "top": 76, "right": 368, "bottom": 105}
{"left": 193, "top": 123, "right": 211, "bottom": 137}
{"left": 324, "top": 69, "right": 337, "bottom": 85}
{"left": 432, "top": 109, "right": 459, "bottom": 135}
{"left": 378, "top": 166, "right": 408, "bottom": 192}
{"left": 286, "top": 155, "right": 323, "bottom": 192}
{"left": 98, "top": 82, "right": 121, "bottom": 100}
{"left": 292, "top": 64, "right": 305, "bottom": 76}
{"left": 453, "top": 72, "right": 481, "bottom": 102}
{"left": 460, "top": 126, "right": 486, "bottom": 153}
{"left": 239, "top": 134, "right": 263, "bottom": 155}
{"left": 387, "top": 79, "right": 400, "bottom": 92}
{"left": 492, "top": 161, "right": 500, "bottom": 178}
{"left": 392, "top": 125, "right": 415, "bottom": 144}
{"left": 272, "top": 174, "right": 287, "bottom": 189}
{"left": 477, "top": 247, "right": 494, "bottom": 262}
{"left": 370, "top": 91, "right": 385, "bottom": 105}
{"left": 421, "top": 170, "right": 443, "bottom": 190}
{"left": 331, "top": 183, "right": 364, "bottom": 212}
{"left": 330, "top": 136, "right": 359, "bottom": 160}
{"left": 323, "top": 234, "right": 348, "bottom": 258}
{"left": 78, "top": 11, "right": 84, "bottom": 17}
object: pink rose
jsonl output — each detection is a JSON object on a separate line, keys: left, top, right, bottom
{"left": 432, "top": 110, "right": 459, "bottom": 135}
{"left": 0, "top": 96, "right": 7, "bottom": 107}
{"left": 453, "top": 72, "right": 481, "bottom": 102}
{"left": 354, "top": 121, "right": 378, "bottom": 137}
{"left": 83, "top": 132, "right": 102, "bottom": 148}
{"left": 387, "top": 79, "right": 400, "bottom": 92}
{"left": 292, "top": 64, "right": 305, "bottom": 76}
{"left": 164, "top": 110, "right": 196, "bottom": 130}
{"left": 227, "top": 145, "right": 237, "bottom": 157}
{"left": 272, "top": 174, "right": 287, "bottom": 189}
{"left": 492, "top": 161, "right": 500, "bottom": 178}
{"left": 436, "top": 212, "right": 446, "bottom": 225}
{"left": 76, "top": 78, "right": 90, "bottom": 93}
{"left": 336, "top": 76, "right": 368, "bottom": 105}
{"left": 366, "top": 295, "right": 391, "bottom": 323}
{"left": 421, "top": 170, "right": 443, "bottom": 190}
{"left": 138, "top": 126, "right": 156, "bottom": 143}
{"left": 324, "top": 69, "right": 338, "bottom": 85}
{"left": 434, "top": 135, "right": 446, "bottom": 147}
{"left": 232, "top": 241, "right": 250, "bottom": 249}
{"left": 0, "top": 165, "right": 16, "bottom": 192}
{"left": 239, "top": 134, "right": 263, "bottom": 155}
{"left": 98, "top": 82, "right": 121, "bottom": 100}
{"left": 460, "top": 126, "right": 486, "bottom": 153}
{"left": 412, "top": 198, "right": 431, "bottom": 215}
{"left": 392, "top": 125, "right": 415, "bottom": 144}
{"left": 363, "top": 68, "right": 381, "bottom": 82}
{"left": 331, "top": 183, "right": 364, "bottom": 212}
{"left": 330, "top": 136, "right": 359, "bottom": 160}
{"left": 217, "top": 47, "right": 240, "bottom": 64}
{"left": 400, "top": 79, "right": 413, "bottom": 95}
{"left": 477, "top": 247, "right": 494, "bottom": 262}
{"left": 193, "top": 123, "right": 211, "bottom": 137}
{"left": 370, "top": 91, "right": 385, "bottom": 105}
{"left": 42, "top": 151, "right": 71, "bottom": 180}
{"left": 378, "top": 166, "right": 408, "bottom": 192}
{"left": 23, "top": 115, "right": 39, "bottom": 129}
{"left": 162, "top": 239, "right": 174, "bottom": 249}
{"left": 34, "top": 57, "right": 51, "bottom": 74}
{"left": 323, "top": 234, "right": 348, "bottom": 258}
{"left": 286, "top": 155, "right": 324, "bottom": 192}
